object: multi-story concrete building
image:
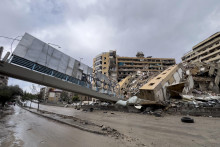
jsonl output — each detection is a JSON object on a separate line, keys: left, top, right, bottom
{"left": 93, "top": 51, "right": 176, "bottom": 82}
{"left": 0, "top": 74, "right": 8, "bottom": 86}
{"left": 40, "top": 87, "right": 50, "bottom": 101}
{"left": 93, "top": 50, "right": 117, "bottom": 81}
{"left": 117, "top": 53, "right": 176, "bottom": 82}
{"left": 0, "top": 47, "right": 8, "bottom": 86}
{"left": 182, "top": 32, "right": 220, "bottom": 63}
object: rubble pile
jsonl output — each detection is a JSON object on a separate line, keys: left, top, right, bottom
{"left": 182, "top": 61, "right": 220, "bottom": 93}
{"left": 117, "top": 71, "right": 158, "bottom": 98}
{"left": 164, "top": 62, "right": 220, "bottom": 116}
{"left": 116, "top": 61, "right": 220, "bottom": 117}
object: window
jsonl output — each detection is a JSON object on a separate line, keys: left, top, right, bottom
{"left": 104, "top": 57, "right": 106, "bottom": 60}
{"left": 149, "top": 83, "right": 154, "bottom": 86}
{"left": 104, "top": 62, "right": 106, "bottom": 64}
{"left": 156, "top": 77, "right": 161, "bottom": 80}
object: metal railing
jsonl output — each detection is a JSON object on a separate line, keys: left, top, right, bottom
{"left": 10, "top": 55, "right": 120, "bottom": 98}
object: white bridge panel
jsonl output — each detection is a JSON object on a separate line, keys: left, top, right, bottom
{"left": 13, "top": 33, "right": 110, "bottom": 83}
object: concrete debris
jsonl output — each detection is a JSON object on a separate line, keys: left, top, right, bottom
{"left": 116, "top": 100, "right": 127, "bottom": 106}
{"left": 138, "top": 64, "right": 183, "bottom": 101}
{"left": 117, "top": 71, "right": 158, "bottom": 98}
{"left": 114, "top": 61, "right": 220, "bottom": 116}
{"left": 127, "top": 96, "right": 138, "bottom": 105}
{"left": 167, "top": 82, "right": 185, "bottom": 98}
{"left": 116, "top": 96, "right": 140, "bottom": 107}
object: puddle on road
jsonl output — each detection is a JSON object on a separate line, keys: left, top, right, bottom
{"left": 0, "top": 106, "right": 24, "bottom": 147}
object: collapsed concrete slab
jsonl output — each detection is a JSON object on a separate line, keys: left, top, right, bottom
{"left": 167, "top": 82, "right": 185, "bottom": 98}
{"left": 117, "top": 71, "right": 158, "bottom": 98}
{"left": 138, "top": 64, "right": 183, "bottom": 101}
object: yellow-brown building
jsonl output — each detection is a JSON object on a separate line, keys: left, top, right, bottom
{"left": 93, "top": 51, "right": 175, "bottom": 82}
{"left": 93, "top": 50, "right": 117, "bottom": 81}
{"left": 117, "top": 55, "right": 176, "bottom": 82}
{"left": 182, "top": 32, "right": 220, "bottom": 63}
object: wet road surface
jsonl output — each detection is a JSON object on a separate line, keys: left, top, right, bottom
{"left": 24, "top": 102, "right": 220, "bottom": 147}
{"left": 0, "top": 106, "right": 132, "bottom": 147}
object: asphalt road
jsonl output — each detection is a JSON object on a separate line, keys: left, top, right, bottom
{"left": 27, "top": 102, "right": 220, "bottom": 147}
{"left": 21, "top": 102, "right": 220, "bottom": 147}
{"left": 0, "top": 106, "right": 132, "bottom": 147}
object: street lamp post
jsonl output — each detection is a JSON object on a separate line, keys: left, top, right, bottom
{"left": 0, "top": 35, "right": 23, "bottom": 54}
{"left": 48, "top": 43, "right": 61, "bottom": 49}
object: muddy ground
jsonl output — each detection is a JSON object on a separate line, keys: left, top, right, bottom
{"left": 0, "top": 106, "right": 140, "bottom": 147}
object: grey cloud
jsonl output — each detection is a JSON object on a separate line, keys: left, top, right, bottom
{"left": 1, "top": 0, "right": 220, "bottom": 89}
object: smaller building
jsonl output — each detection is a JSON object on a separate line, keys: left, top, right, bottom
{"left": 0, "top": 47, "right": 8, "bottom": 86}
{"left": 48, "top": 89, "right": 62, "bottom": 103}
{"left": 0, "top": 74, "right": 8, "bottom": 86}
{"left": 40, "top": 87, "right": 50, "bottom": 101}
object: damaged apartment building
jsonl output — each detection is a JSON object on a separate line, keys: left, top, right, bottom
{"left": 93, "top": 51, "right": 176, "bottom": 83}
{"left": 115, "top": 32, "right": 220, "bottom": 109}
{"left": 117, "top": 52, "right": 175, "bottom": 82}
{"left": 93, "top": 50, "right": 117, "bottom": 82}
{"left": 182, "top": 32, "right": 220, "bottom": 63}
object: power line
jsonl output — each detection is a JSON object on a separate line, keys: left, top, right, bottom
{"left": 10, "top": 36, "right": 23, "bottom": 53}
{"left": 0, "top": 36, "right": 21, "bottom": 41}
{"left": 0, "top": 35, "right": 22, "bottom": 54}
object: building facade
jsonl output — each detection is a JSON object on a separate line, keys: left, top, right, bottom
{"left": 0, "top": 74, "right": 8, "bottom": 86}
{"left": 40, "top": 87, "right": 50, "bottom": 101}
{"left": 93, "top": 50, "right": 117, "bottom": 81}
{"left": 182, "top": 32, "right": 220, "bottom": 63}
{"left": 93, "top": 51, "right": 176, "bottom": 82}
{"left": 48, "top": 89, "right": 62, "bottom": 103}
{"left": 117, "top": 54, "right": 176, "bottom": 82}
{"left": 0, "top": 47, "right": 8, "bottom": 86}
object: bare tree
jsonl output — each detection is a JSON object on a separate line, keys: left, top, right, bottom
{"left": 30, "top": 84, "right": 43, "bottom": 111}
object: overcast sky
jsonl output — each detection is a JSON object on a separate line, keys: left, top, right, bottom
{"left": 1, "top": 0, "right": 220, "bottom": 92}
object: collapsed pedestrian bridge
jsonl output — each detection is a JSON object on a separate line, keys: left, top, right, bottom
{"left": 0, "top": 33, "right": 121, "bottom": 102}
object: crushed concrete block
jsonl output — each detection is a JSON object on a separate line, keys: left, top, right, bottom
{"left": 167, "top": 82, "right": 185, "bottom": 98}
{"left": 215, "top": 76, "right": 220, "bottom": 86}
{"left": 209, "top": 66, "right": 215, "bottom": 76}
{"left": 139, "top": 64, "right": 183, "bottom": 101}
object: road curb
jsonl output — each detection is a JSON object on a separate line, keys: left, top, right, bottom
{"left": 20, "top": 106, "right": 106, "bottom": 135}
